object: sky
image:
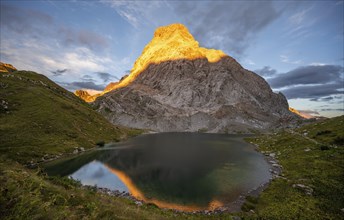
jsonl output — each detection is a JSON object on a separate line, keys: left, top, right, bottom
{"left": 0, "top": 0, "right": 343, "bottom": 117}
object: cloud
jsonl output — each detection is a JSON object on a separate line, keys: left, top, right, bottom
{"left": 266, "top": 64, "right": 344, "bottom": 100}
{"left": 0, "top": 3, "right": 53, "bottom": 35}
{"left": 92, "top": 167, "right": 105, "bottom": 178}
{"left": 279, "top": 83, "right": 343, "bottom": 99}
{"left": 58, "top": 27, "right": 108, "bottom": 51}
{"left": 171, "top": 1, "right": 280, "bottom": 58}
{"left": 0, "top": 3, "right": 108, "bottom": 52}
{"left": 309, "top": 62, "right": 327, "bottom": 66}
{"left": 310, "top": 96, "right": 334, "bottom": 102}
{"left": 95, "top": 72, "right": 119, "bottom": 82}
{"left": 254, "top": 66, "right": 277, "bottom": 77}
{"left": 284, "top": 5, "right": 317, "bottom": 40}
{"left": 298, "top": 109, "right": 319, "bottom": 115}
{"left": 59, "top": 81, "right": 105, "bottom": 91}
{"left": 104, "top": 1, "right": 166, "bottom": 28}
{"left": 319, "top": 108, "right": 344, "bottom": 112}
{"left": 280, "top": 55, "right": 302, "bottom": 64}
{"left": 81, "top": 74, "right": 96, "bottom": 82}
{"left": 289, "top": 8, "right": 310, "bottom": 26}
{"left": 51, "top": 68, "right": 68, "bottom": 76}
{"left": 268, "top": 65, "right": 343, "bottom": 88}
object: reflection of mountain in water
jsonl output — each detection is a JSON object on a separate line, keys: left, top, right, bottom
{"left": 44, "top": 133, "right": 271, "bottom": 210}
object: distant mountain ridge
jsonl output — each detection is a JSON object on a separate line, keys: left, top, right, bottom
{"left": 87, "top": 23, "right": 301, "bottom": 133}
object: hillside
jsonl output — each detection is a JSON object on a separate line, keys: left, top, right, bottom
{"left": 245, "top": 115, "right": 344, "bottom": 219}
{"left": 0, "top": 69, "right": 141, "bottom": 164}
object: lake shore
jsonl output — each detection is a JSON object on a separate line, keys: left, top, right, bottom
{"left": 39, "top": 133, "right": 281, "bottom": 216}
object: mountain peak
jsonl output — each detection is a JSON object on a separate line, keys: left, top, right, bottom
{"left": 153, "top": 23, "right": 195, "bottom": 43}
{"left": 76, "top": 23, "right": 227, "bottom": 102}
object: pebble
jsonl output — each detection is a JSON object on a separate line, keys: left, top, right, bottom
{"left": 269, "top": 153, "right": 276, "bottom": 158}
{"left": 135, "top": 201, "right": 143, "bottom": 206}
{"left": 292, "top": 184, "right": 313, "bottom": 195}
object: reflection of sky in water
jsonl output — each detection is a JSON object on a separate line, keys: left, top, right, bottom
{"left": 70, "top": 160, "right": 128, "bottom": 192}
{"left": 54, "top": 133, "right": 272, "bottom": 210}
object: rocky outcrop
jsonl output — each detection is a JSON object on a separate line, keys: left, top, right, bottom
{"left": 92, "top": 24, "right": 301, "bottom": 133}
{"left": 74, "top": 90, "right": 93, "bottom": 102}
{"left": 0, "top": 62, "right": 17, "bottom": 73}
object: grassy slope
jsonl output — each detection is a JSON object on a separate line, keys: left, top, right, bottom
{"left": 245, "top": 116, "right": 344, "bottom": 219}
{"left": 0, "top": 71, "right": 141, "bottom": 163}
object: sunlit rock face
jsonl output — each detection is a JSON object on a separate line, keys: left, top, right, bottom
{"left": 74, "top": 90, "right": 93, "bottom": 102}
{"left": 289, "top": 107, "right": 306, "bottom": 118}
{"left": 289, "top": 107, "right": 318, "bottom": 119}
{"left": 0, "top": 62, "right": 17, "bottom": 73}
{"left": 92, "top": 23, "right": 300, "bottom": 132}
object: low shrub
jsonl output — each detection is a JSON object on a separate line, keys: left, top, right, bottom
{"left": 96, "top": 141, "right": 105, "bottom": 147}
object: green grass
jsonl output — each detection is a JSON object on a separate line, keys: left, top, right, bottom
{"left": 0, "top": 71, "right": 142, "bottom": 163}
{"left": 0, "top": 159, "right": 238, "bottom": 219}
{"left": 0, "top": 159, "right": 179, "bottom": 220}
{"left": 244, "top": 116, "right": 344, "bottom": 219}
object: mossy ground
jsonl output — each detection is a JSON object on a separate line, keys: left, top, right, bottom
{"left": 244, "top": 116, "right": 344, "bottom": 219}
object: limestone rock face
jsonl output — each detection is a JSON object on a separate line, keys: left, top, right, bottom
{"left": 93, "top": 24, "right": 300, "bottom": 132}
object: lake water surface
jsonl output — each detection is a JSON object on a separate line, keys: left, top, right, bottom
{"left": 45, "top": 133, "right": 271, "bottom": 211}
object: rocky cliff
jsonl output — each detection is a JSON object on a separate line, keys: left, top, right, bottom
{"left": 90, "top": 24, "right": 300, "bottom": 132}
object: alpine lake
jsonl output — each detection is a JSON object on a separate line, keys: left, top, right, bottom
{"left": 44, "top": 133, "right": 271, "bottom": 211}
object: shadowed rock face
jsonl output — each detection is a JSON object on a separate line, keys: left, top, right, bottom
{"left": 94, "top": 57, "right": 299, "bottom": 133}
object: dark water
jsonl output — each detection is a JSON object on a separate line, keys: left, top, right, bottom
{"left": 45, "top": 133, "right": 271, "bottom": 211}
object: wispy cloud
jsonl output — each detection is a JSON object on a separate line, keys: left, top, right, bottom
{"left": 254, "top": 66, "right": 277, "bottom": 77}
{"left": 285, "top": 5, "right": 317, "bottom": 40}
{"left": 58, "top": 27, "right": 109, "bottom": 51}
{"left": 0, "top": 3, "right": 109, "bottom": 52}
{"left": 59, "top": 81, "right": 105, "bottom": 91}
{"left": 309, "top": 62, "right": 327, "bottom": 66}
{"left": 51, "top": 68, "right": 68, "bottom": 76}
{"left": 289, "top": 8, "right": 310, "bottom": 26}
{"left": 96, "top": 72, "right": 119, "bottom": 82}
{"left": 171, "top": 1, "right": 280, "bottom": 58}
{"left": 103, "top": 1, "right": 167, "bottom": 28}
{"left": 244, "top": 59, "right": 256, "bottom": 66}
{"left": 280, "top": 55, "right": 302, "bottom": 64}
